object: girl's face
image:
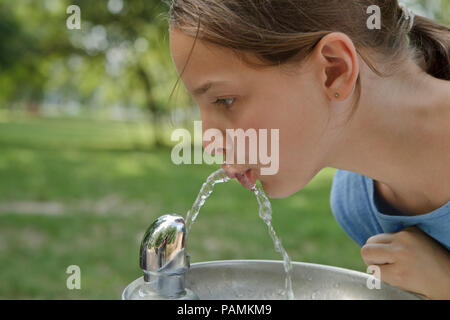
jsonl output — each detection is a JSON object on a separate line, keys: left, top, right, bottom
{"left": 170, "top": 28, "right": 333, "bottom": 198}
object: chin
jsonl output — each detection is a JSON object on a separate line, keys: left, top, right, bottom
{"left": 261, "top": 177, "right": 307, "bottom": 199}
{"left": 260, "top": 180, "right": 296, "bottom": 199}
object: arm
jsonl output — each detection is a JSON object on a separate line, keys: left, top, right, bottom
{"left": 361, "top": 226, "right": 450, "bottom": 299}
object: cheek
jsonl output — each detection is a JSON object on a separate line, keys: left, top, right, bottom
{"left": 275, "top": 97, "right": 317, "bottom": 168}
{"left": 264, "top": 103, "right": 325, "bottom": 195}
{"left": 250, "top": 77, "right": 326, "bottom": 196}
{"left": 240, "top": 87, "right": 306, "bottom": 130}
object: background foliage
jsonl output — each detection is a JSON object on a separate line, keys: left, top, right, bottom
{"left": 0, "top": 0, "right": 447, "bottom": 299}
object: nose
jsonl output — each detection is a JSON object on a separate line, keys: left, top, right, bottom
{"left": 200, "top": 112, "right": 248, "bottom": 178}
{"left": 201, "top": 113, "right": 228, "bottom": 155}
{"left": 201, "top": 131, "right": 227, "bottom": 155}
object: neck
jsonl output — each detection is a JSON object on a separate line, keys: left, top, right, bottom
{"left": 324, "top": 60, "right": 450, "bottom": 215}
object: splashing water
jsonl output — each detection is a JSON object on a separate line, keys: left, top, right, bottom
{"left": 185, "top": 168, "right": 230, "bottom": 236}
{"left": 185, "top": 168, "right": 295, "bottom": 300}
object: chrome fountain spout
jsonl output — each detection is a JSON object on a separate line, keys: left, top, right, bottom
{"left": 140, "top": 214, "right": 188, "bottom": 280}
{"left": 125, "top": 214, "right": 198, "bottom": 300}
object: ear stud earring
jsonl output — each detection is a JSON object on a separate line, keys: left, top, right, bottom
{"left": 334, "top": 92, "right": 340, "bottom": 98}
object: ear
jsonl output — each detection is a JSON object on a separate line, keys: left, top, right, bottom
{"left": 313, "top": 32, "right": 359, "bottom": 101}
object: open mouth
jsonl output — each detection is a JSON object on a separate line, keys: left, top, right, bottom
{"left": 235, "top": 169, "right": 257, "bottom": 190}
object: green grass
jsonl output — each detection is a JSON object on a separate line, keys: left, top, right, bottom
{"left": 0, "top": 115, "right": 365, "bottom": 299}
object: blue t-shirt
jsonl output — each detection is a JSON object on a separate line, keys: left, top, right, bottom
{"left": 330, "top": 169, "right": 450, "bottom": 250}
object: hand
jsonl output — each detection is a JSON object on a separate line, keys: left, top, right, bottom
{"left": 361, "top": 226, "right": 450, "bottom": 299}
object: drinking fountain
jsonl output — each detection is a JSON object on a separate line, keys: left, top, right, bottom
{"left": 122, "top": 214, "right": 423, "bottom": 300}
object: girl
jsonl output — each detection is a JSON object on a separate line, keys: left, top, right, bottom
{"left": 167, "top": 0, "right": 450, "bottom": 299}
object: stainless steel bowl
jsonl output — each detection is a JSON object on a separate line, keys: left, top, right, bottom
{"left": 123, "top": 259, "right": 422, "bottom": 300}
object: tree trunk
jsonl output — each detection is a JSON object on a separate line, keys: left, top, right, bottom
{"left": 137, "top": 65, "right": 164, "bottom": 148}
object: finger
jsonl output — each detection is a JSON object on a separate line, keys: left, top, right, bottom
{"left": 365, "top": 233, "right": 394, "bottom": 244}
{"left": 377, "top": 263, "right": 408, "bottom": 290}
{"left": 361, "top": 243, "right": 396, "bottom": 266}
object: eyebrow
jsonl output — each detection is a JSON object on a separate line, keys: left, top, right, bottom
{"left": 192, "top": 80, "right": 230, "bottom": 96}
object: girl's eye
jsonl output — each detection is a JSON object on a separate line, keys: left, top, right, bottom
{"left": 213, "top": 98, "right": 235, "bottom": 108}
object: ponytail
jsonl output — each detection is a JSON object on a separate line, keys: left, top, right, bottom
{"left": 409, "top": 15, "right": 450, "bottom": 80}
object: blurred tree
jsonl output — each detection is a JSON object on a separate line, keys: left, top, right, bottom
{"left": 0, "top": 2, "right": 46, "bottom": 110}
{"left": 0, "top": 0, "right": 187, "bottom": 147}
{"left": 68, "top": 0, "right": 177, "bottom": 147}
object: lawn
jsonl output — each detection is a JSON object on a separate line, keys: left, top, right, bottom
{"left": 0, "top": 115, "right": 365, "bottom": 299}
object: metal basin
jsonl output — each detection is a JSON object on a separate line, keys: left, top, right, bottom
{"left": 185, "top": 260, "right": 421, "bottom": 300}
{"left": 122, "top": 259, "right": 422, "bottom": 300}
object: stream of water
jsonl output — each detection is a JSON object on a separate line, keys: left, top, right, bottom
{"left": 185, "top": 168, "right": 295, "bottom": 300}
{"left": 251, "top": 183, "right": 294, "bottom": 300}
{"left": 185, "top": 168, "right": 231, "bottom": 236}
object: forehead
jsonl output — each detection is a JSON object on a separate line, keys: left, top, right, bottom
{"left": 169, "top": 27, "right": 250, "bottom": 88}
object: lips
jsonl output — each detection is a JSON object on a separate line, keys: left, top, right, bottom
{"left": 235, "top": 169, "right": 257, "bottom": 191}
